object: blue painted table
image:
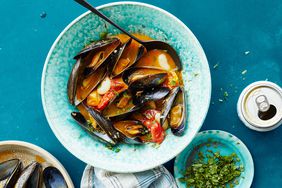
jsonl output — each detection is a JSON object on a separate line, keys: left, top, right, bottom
{"left": 0, "top": 0, "right": 281, "bottom": 187}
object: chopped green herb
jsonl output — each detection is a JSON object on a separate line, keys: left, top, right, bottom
{"left": 213, "top": 63, "right": 219, "bottom": 69}
{"left": 180, "top": 151, "right": 244, "bottom": 188}
{"left": 223, "top": 91, "right": 229, "bottom": 100}
{"left": 105, "top": 144, "right": 121, "bottom": 153}
{"left": 241, "top": 70, "right": 247, "bottom": 75}
{"left": 100, "top": 31, "right": 108, "bottom": 39}
{"left": 193, "top": 73, "right": 199, "bottom": 77}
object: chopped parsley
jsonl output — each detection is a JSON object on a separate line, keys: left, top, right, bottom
{"left": 213, "top": 63, "right": 219, "bottom": 69}
{"left": 100, "top": 31, "right": 108, "bottom": 39}
{"left": 241, "top": 70, "right": 247, "bottom": 75}
{"left": 179, "top": 151, "right": 244, "bottom": 188}
{"left": 105, "top": 144, "right": 121, "bottom": 153}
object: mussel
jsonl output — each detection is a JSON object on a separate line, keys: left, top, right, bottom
{"left": 122, "top": 68, "right": 167, "bottom": 90}
{"left": 111, "top": 39, "right": 146, "bottom": 77}
{"left": 160, "top": 87, "right": 180, "bottom": 125}
{"left": 133, "top": 87, "right": 170, "bottom": 105}
{"left": 166, "top": 88, "right": 186, "bottom": 136}
{"left": 43, "top": 166, "right": 68, "bottom": 188}
{"left": 71, "top": 111, "right": 116, "bottom": 145}
{"left": 102, "top": 91, "right": 142, "bottom": 118}
{"left": 15, "top": 161, "right": 42, "bottom": 188}
{"left": 113, "top": 120, "right": 148, "bottom": 144}
{"left": 0, "top": 159, "right": 22, "bottom": 187}
{"left": 68, "top": 38, "right": 121, "bottom": 105}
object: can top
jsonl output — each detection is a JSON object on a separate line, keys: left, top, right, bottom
{"left": 241, "top": 81, "right": 282, "bottom": 129}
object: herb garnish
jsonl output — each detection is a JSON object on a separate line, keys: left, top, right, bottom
{"left": 105, "top": 144, "right": 121, "bottom": 153}
{"left": 179, "top": 151, "right": 244, "bottom": 188}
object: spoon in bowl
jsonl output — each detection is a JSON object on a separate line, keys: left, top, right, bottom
{"left": 74, "top": 0, "right": 181, "bottom": 67}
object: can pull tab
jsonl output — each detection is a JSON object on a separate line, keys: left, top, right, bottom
{"left": 255, "top": 95, "right": 270, "bottom": 112}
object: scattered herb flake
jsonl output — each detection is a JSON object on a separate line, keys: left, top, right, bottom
{"left": 223, "top": 91, "right": 229, "bottom": 99}
{"left": 244, "top": 51, "right": 250, "bottom": 55}
{"left": 100, "top": 31, "right": 108, "bottom": 39}
{"left": 241, "top": 70, "right": 247, "bottom": 75}
{"left": 213, "top": 63, "right": 219, "bottom": 69}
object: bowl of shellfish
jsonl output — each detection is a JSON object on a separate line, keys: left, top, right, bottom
{"left": 0, "top": 141, "right": 74, "bottom": 187}
{"left": 41, "top": 2, "right": 211, "bottom": 172}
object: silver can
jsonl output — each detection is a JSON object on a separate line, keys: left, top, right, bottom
{"left": 237, "top": 81, "right": 282, "bottom": 131}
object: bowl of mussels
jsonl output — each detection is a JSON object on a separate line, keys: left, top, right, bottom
{"left": 41, "top": 2, "right": 211, "bottom": 172}
{"left": 0, "top": 141, "right": 74, "bottom": 187}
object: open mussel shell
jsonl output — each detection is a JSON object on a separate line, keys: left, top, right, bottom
{"left": 68, "top": 38, "right": 121, "bottom": 105}
{"left": 113, "top": 120, "right": 148, "bottom": 144}
{"left": 43, "top": 166, "right": 68, "bottom": 188}
{"left": 102, "top": 91, "right": 142, "bottom": 118}
{"left": 133, "top": 87, "right": 170, "bottom": 105}
{"left": 160, "top": 87, "right": 180, "bottom": 125}
{"left": 0, "top": 159, "right": 22, "bottom": 187}
{"left": 71, "top": 112, "right": 116, "bottom": 145}
{"left": 122, "top": 68, "right": 167, "bottom": 91}
{"left": 74, "top": 38, "right": 120, "bottom": 59}
{"left": 83, "top": 102, "right": 124, "bottom": 143}
{"left": 15, "top": 161, "right": 42, "bottom": 188}
{"left": 111, "top": 39, "right": 146, "bottom": 77}
{"left": 74, "top": 64, "right": 107, "bottom": 106}
{"left": 67, "top": 58, "right": 82, "bottom": 105}
{"left": 168, "top": 88, "right": 186, "bottom": 136}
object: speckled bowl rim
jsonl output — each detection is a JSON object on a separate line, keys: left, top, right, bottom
{"left": 41, "top": 1, "right": 211, "bottom": 172}
{"left": 174, "top": 130, "right": 254, "bottom": 188}
{"left": 0, "top": 140, "right": 74, "bottom": 187}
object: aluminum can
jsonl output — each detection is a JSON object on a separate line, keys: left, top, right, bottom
{"left": 237, "top": 81, "right": 282, "bottom": 131}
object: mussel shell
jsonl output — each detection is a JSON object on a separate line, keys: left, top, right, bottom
{"left": 71, "top": 112, "right": 116, "bottom": 145}
{"left": 113, "top": 120, "right": 147, "bottom": 144}
{"left": 168, "top": 88, "right": 186, "bottom": 136}
{"left": 122, "top": 68, "right": 167, "bottom": 91}
{"left": 109, "top": 38, "right": 132, "bottom": 77}
{"left": 102, "top": 91, "right": 142, "bottom": 118}
{"left": 133, "top": 87, "right": 170, "bottom": 105}
{"left": 74, "top": 64, "right": 107, "bottom": 106}
{"left": 0, "top": 159, "right": 22, "bottom": 187}
{"left": 67, "top": 58, "right": 82, "bottom": 105}
{"left": 111, "top": 40, "right": 146, "bottom": 77}
{"left": 15, "top": 161, "right": 42, "bottom": 188}
{"left": 74, "top": 38, "right": 120, "bottom": 59}
{"left": 43, "top": 166, "right": 68, "bottom": 188}
{"left": 83, "top": 102, "right": 123, "bottom": 143}
{"left": 160, "top": 87, "right": 180, "bottom": 125}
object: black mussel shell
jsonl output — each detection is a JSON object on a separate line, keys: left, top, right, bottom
{"left": 102, "top": 91, "right": 142, "bottom": 119}
{"left": 133, "top": 87, "right": 170, "bottom": 105}
{"left": 74, "top": 38, "right": 120, "bottom": 59}
{"left": 0, "top": 159, "right": 22, "bottom": 187}
{"left": 71, "top": 112, "right": 116, "bottom": 145}
{"left": 74, "top": 64, "right": 107, "bottom": 106}
{"left": 122, "top": 68, "right": 167, "bottom": 91}
{"left": 169, "top": 88, "right": 186, "bottom": 136}
{"left": 160, "top": 87, "right": 180, "bottom": 125}
{"left": 15, "top": 161, "right": 42, "bottom": 188}
{"left": 43, "top": 166, "right": 68, "bottom": 188}
{"left": 109, "top": 38, "right": 132, "bottom": 77}
{"left": 113, "top": 120, "right": 148, "bottom": 144}
{"left": 83, "top": 102, "right": 123, "bottom": 143}
{"left": 111, "top": 41, "right": 146, "bottom": 77}
{"left": 67, "top": 58, "right": 82, "bottom": 105}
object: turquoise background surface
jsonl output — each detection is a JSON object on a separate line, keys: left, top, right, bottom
{"left": 0, "top": 0, "right": 281, "bottom": 187}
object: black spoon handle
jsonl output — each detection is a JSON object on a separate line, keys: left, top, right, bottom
{"left": 74, "top": 0, "right": 144, "bottom": 44}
